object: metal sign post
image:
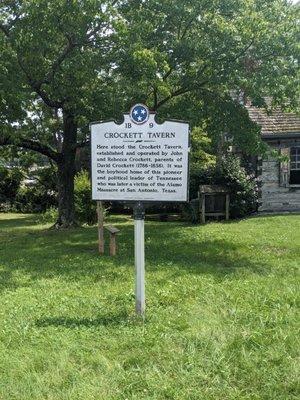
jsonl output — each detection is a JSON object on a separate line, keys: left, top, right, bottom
{"left": 133, "top": 202, "right": 145, "bottom": 316}
{"left": 96, "top": 201, "right": 104, "bottom": 254}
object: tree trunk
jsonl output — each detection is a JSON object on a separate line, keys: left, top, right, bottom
{"left": 216, "top": 132, "right": 225, "bottom": 168}
{"left": 54, "top": 112, "right": 78, "bottom": 228}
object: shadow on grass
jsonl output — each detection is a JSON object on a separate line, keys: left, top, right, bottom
{"left": 108, "top": 214, "right": 132, "bottom": 224}
{"left": 35, "top": 311, "right": 131, "bottom": 328}
{"left": 1, "top": 213, "right": 295, "bottom": 293}
{"left": 0, "top": 213, "right": 41, "bottom": 229}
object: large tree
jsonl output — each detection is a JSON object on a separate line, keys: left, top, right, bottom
{"left": 0, "top": 0, "right": 119, "bottom": 227}
{"left": 0, "top": 0, "right": 298, "bottom": 227}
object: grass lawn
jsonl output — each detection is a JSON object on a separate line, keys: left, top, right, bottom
{"left": 0, "top": 213, "right": 299, "bottom": 400}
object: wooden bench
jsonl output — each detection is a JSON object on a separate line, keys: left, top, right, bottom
{"left": 105, "top": 225, "right": 120, "bottom": 256}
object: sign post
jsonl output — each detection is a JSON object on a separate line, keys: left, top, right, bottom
{"left": 90, "top": 104, "right": 189, "bottom": 316}
{"left": 96, "top": 200, "right": 104, "bottom": 254}
{"left": 133, "top": 202, "right": 145, "bottom": 315}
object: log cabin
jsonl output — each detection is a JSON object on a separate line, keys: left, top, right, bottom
{"left": 247, "top": 106, "right": 300, "bottom": 213}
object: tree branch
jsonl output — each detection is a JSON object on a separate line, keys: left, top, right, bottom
{"left": 41, "top": 36, "right": 76, "bottom": 85}
{"left": 215, "top": 38, "right": 255, "bottom": 65}
{"left": 0, "top": 134, "right": 59, "bottom": 162}
{"left": 15, "top": 52, "right": 65, "bottom": 108}
{"left": 155, "top": 37, "right": 255, "bottom": 111}
{"left": 162, "top": 66, "right": 174, "bottom": 81}
{"left": 180, "top": 15, "right": 196, "bottom": 40}
{"left": 1, "top": 17, "right": 65, "bottom": 107}
{"left": 155, "top": 87, "right": 191, "bottom": 109}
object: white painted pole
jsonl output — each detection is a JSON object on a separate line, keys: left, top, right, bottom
{"left": 97, "top": 201, "right": 104, "bottom": 255}
{"left": 134, "top": 203, "right": 145, "bottom": 316}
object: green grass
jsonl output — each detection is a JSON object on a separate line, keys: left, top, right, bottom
{"left": 0, "top": 213, "right": 299, "bottom": 400}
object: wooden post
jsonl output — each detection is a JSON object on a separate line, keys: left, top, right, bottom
{"left": 200, "top": 194, "right": 206, "bottom": 224}
{"left": 97, "top": 201, "right": 104, "bottom": 254}
{"left": 109, "top": 233, "right": 117, "bottom": 256}
{"left": 225, "top": 194, "right": 230, "bottom": 220}
{"left": 105, "top": 226, "right": 120, "bottom": 256}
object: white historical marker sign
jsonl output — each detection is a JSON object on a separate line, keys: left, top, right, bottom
{"left": 90, "top": 104, "right": 190, "bottom": 316}
{"left": 90, "top": 104, "right": 189, "bottom": 202}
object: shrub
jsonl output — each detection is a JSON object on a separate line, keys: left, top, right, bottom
{"left": 15, "top": 184, "right": 56, "bottom": 213}
{"left": 181, "top": 198, "right": 200, "bottom": 224}
{"left": 189, "top": 128, "right": 216, "bottom": 200}
{"left": 38, "top": 206, "right": 58, "bottom": 224}
{"left": 216, "top": 155, "right": 259, "bottom": 218}
{"left": 0, "top": 166, "right": 23, "bottom": 210}
{"left": 74, "top": 170, "right": 97, "bottom": 225}
{"left": 1, "top": 166, "right": 57, "bottom": 213}
{"left": 184, "top": 155, "right": 259, "bottom": 221}
{"left": 189, "top": 164, "right": 215, "bottom": 200}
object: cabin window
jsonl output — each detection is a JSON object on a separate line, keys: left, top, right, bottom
{"left": 290, "top": 147, "right": 300, "bottom": 185}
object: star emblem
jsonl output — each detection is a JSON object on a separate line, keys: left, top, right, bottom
{"left": 130, "top": 104, "right": 149, "bottom": 125}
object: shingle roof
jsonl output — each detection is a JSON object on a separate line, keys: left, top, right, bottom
{"left": 246, "top": 105, "right": 300, "bottom": 138}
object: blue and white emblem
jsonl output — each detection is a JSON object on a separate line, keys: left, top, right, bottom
{"left": 130, "top": 104, "right": 149, "bottom": 125}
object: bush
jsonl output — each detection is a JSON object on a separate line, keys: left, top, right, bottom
{"left": 0, "top": 166, "right": 23, "bottom": 210}
{"left": 38, "top": 206, "right": 58, "bottom": 224}
{"left": 0, "top": 166, "right": 58, "bottom": 213}
{"left": 185, "top": 155, "right": 258, "bottom": 221}
{"left": 189, "top": 127, "right": 216, "bottom": 200}
{"left": 189, "top": 164, "right": 215, "bottom": 200}
{"left": 181, "top": 198, "right": 200, "bottom": 224}
{"left": 74, "top": 170, "right": 97, "bottom": 225}
{"left": 216, "top": 155, "right": 259, "bottom": 218}
{"left": 15, "top": 184, "right": 56, "bottom": 213}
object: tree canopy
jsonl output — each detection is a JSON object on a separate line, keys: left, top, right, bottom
{"left": 0, "top": 0, "right": 299, "bottom": 225}
{"left": 116, "top": 0, "right": 299, "bottom": 105}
